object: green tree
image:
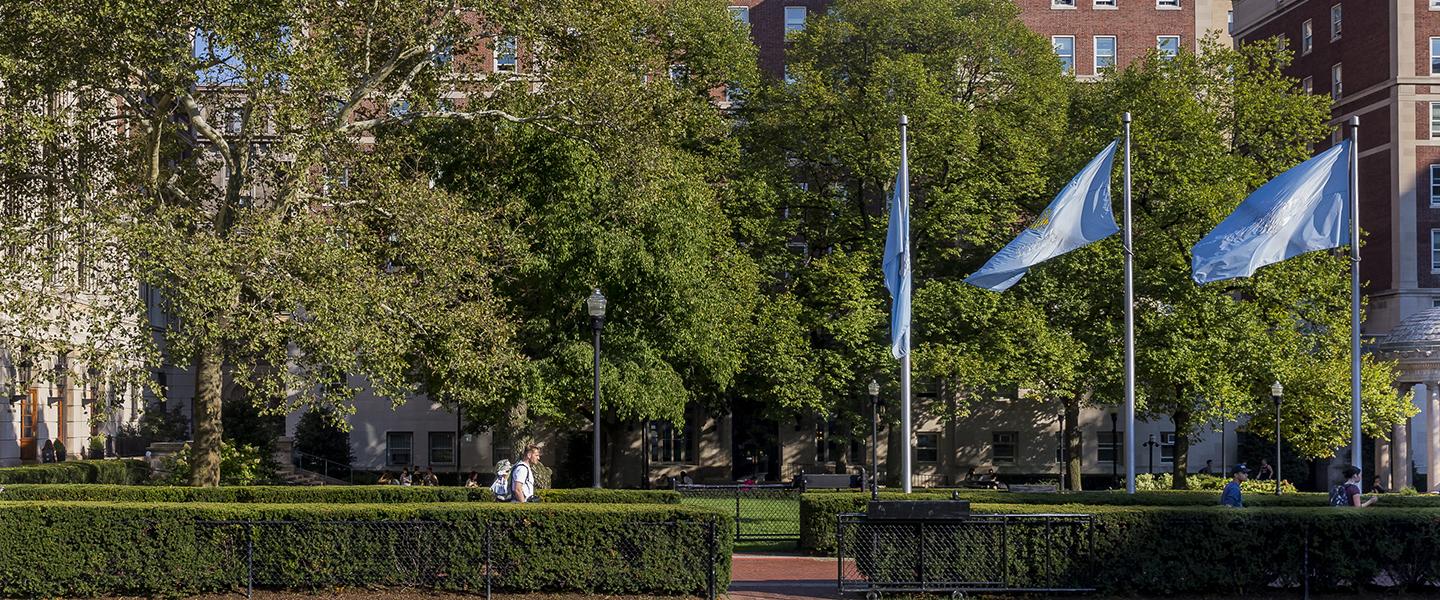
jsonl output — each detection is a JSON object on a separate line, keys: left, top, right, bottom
{"left": 733, "top": 0, "right": 1070, "bottom": 460}
{"left": 293, "top": 408, "right": 352, "bottom": 467}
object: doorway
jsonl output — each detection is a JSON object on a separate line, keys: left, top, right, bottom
{"left": 18, "top": 389, "right": 37, "bottom": 461}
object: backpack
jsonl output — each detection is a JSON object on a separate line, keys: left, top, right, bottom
{"left": 490, "top": 460, "right": 513, "bottom": 501}
{"left": 1329, "top": 483, "right": 1352, "bottom": 507}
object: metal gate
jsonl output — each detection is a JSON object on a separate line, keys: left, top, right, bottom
{"left": 837, "top": 513, "right": 1096, "bottom": 596}
{"left": 676, "top": 483, "right": 801, "bottom": 542}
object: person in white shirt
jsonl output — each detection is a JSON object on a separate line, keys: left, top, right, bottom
{"left": 511, "top": 445, "right": 541, "bottom": 503}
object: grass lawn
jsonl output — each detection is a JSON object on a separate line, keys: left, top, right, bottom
{"left": 680, "top": 495, "right": 800, "bottom": 551}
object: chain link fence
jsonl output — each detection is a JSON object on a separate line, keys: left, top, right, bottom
{"left": 675, "top": 483, "right": 801, "bottom": 542}
{"left": 197, "top": 518, "right": 721, "bottom": 600}
{"left": 837, "top": 513, "right": 1096, "bottom": 596}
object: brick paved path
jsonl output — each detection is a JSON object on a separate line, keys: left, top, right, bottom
{"left": 728, "top": 553, "right": 841, "bottom": 600}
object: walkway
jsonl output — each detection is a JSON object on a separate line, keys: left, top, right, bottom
{"left": 728, "top": 553, "right": 839, "bottom": 600}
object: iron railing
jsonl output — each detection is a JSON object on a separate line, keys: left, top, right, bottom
{"left": 675, "top": 483, "right": 801, "bottom": 542}
{"left": 197, "top": 517, "right": 721, "bottom": 600}
{"left": 291, "top": 450, "right": 354, "bottom": 483}
{"left": 837, "top": 513, "right": 1096, "bottom": 595}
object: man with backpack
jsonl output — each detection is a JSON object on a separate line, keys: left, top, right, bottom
{"left": 492, "top": 445, "right": 542, "bottom": 503}
{"left": 1331, "top": 465, "right": 1377, "bottom": 508}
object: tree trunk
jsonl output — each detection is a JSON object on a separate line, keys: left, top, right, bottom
{"left": 1065, "top": 395, "right": 1083, "bottom": 492}
{"left": 190, "top": 346, "right": 224, "bottom": 487}
{"left": 1171, "top": 406, "right": 1192, "bottom": 490}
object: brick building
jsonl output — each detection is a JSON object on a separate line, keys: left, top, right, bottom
{"left": 1234, "top": 0, "right": 1440, "bottom": 491}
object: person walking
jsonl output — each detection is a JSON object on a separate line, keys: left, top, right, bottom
{"left": 1220, "top": 464, "right": 1249, "bottom": 508}
{"left": 41, "top": 440, "right": 55, "bottom": 463}
{"left": 1331, "top": 466, "right": 1377, "bottom": 508}
{"left": 510, "top": 445, "right": 541, "bottom": 503}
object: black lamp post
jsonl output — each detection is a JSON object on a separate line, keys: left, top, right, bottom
{"left": 1144, "top": 433, "right": 1159, "bottom": 475}
{"left": 868, "top": 379, "right": 880, "bottom": 500}
{"left": 1271, "top": 380, "right": 1284, "bottom": 495}
{"left": 1109, "top": 412, "right": 1119, "bottom": 487}
{"left": 587, "top": 289, "right": 607, "bottom": 489}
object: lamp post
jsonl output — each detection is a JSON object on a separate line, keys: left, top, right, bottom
{"left": 1110, "top": 412, "right": 1119, "bottom": 487}
{"left": 587, "top": 289, "right": 607, "bottom": 489}
{"left": 1272, "top": 380, "right": 1284, "bottom": 495}
{"left": 1144, "top": 433, "right": 1159, "bottom": 476}
{"left": 868, "top": 379, "right": 880, "bottom": 500}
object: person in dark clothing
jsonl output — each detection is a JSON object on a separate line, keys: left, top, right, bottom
{"left": 1255, "top": 459, "right": 1274, "bottom": 481}
{"left": 1220, "top": 464, "right": 1249, "bottom": 508}
{"left": 1370, "top": 476, "right": 1387, "bottom": 495}
{"left": 40, "top": 440, "right": 55, "bottom": 463}
{"left": 1332, "top": 466, "right": 1377, "bottom": 508}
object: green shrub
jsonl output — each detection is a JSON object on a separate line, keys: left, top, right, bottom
{"left": 800, "top": 490, "right": 1440, "bottom": 553}
{"left": 0, "top": 460, "right": 147, "bottom": 484}
{"left": 1135, "top": 472, "right": 1298, "bottom": 494}
{"left": 0, "top": 500, "right": 730, "bottom": 598}
{"left": 0, "top": 484, "right": 680, "bottom": 505}
{"left": 156, "top": 441, "right": 273, "bottom": 486}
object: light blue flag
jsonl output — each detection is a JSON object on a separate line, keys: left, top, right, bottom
{"left": 883, "top": 168, "right": 910, "bottom": 359}
{"left": 964, "top": 141, "right": 1121, "bottom": 292}
{"left": 1191, "top": 141, "right": 1351, "bottom": 284}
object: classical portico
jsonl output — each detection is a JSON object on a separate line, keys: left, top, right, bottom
{"left": 1373, "top": 307, "right": 1440, "bottom": 492}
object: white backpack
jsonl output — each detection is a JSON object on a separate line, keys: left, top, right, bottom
{"left": 490, "top": 460, "right": 513, "bottom": 501}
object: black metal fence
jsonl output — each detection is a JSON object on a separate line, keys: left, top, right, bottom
{"left": 197, "top": 518, "right": 721, "bottom": 600}
{"left": 837, "top": 513, "right": 1096, "bottom": 595}
{"left": 675, "top": 483, "right": 801, "bottom": 542}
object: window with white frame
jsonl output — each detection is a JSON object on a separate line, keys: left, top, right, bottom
{"left": 649, "top": 420, "right": 693, "bottom": 463}
{"left": 1431, "top": 37, "right": 1440, "bottom": 75}
{"left": 991, "top": 432, "right": 1018, "bottom": 465}
{"left": 1433, "top": 0, "right": 1440, "bottom": 10}
{"left": 1301, "top": 20, "right": 1313, "bottom": 55}
{"left": 1430, "top": 165, "right": 1440, "bottom": 208}
{"left": 784, "top": 6, "right": 807, "bottom": 36}
{"left": 1330, "top": 4, "right": 1342, "bottom": 39}
{"left": 1054, "top": 36, "right": 1076, "bottom": 75}
{"left": 1053, "top": 0, "right": 1077, "bottom": 7}
{"left": 1331, "top": 63, "right": 1342, "bottom": 98}
{"left": 916, "top": 433, "right": 940, "bottom": 463}
{"left": 1157, "top": 36, "right": 1180, "bottom": 59}
{"left": 1432, "top": 229, "right": 1440, "bottom": 273}
{"left": 1098, "top": 431, "right": 1124, "bottom": 464}
{"left": 386, "top": 432, "right": 413, "bottom": 466}
{"left": 1095, "top": 36, "right": 1117, "bottom": 71}
{"left": 1095, "top": 0, "right": 1116, "bottom": 7}
{"left": 494, "top": 36, "right": 517, "bottom": 72}
{"left": 1157, "top": 0, "right": 1179, "bottom": 7}
{"left": 1302, "top": 76, "right": 1313, "bottom": 94}
{"left": 429, "top": 431, "right": 455, "bottom": 465}
{"left": 728, "top": 6, "right": 750, "bottom": 25}
{"left": 1160, "top": 432, "right": 1176, "bottom": 464}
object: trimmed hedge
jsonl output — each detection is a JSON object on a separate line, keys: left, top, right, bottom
{"left": 0, "top": 460, "right": 147, "bottom": 484}
{"left": 0, "top": 484, "right": 680, "bottom": 504}
{"left": 0, "top": 500, "right": 730, "bottom": 598}
{"left": 802, "top": 490, "right": 1440, "bottom": 553}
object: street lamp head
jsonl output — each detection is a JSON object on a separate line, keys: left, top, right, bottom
{"left": 1109, "top": 412, "right": 1117, "bottom": 424}
{"left": 586, "top": 289, "right": 607, "bottom": 318}
{"left": 867, "top": 379, "right": 880, "bottom": 397}
{"left": 1271, "top": 380, "right": 1283, "bottom": 401}
{"left": 1148, "top": 433, "right": 1155, "bottom": 443}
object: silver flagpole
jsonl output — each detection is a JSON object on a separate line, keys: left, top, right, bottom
{"left": 900, "top": 113, "right": 913, "bottom": 494}
{"left": 1348, "top": 116, "right": 1362, "bottom": 475}
{"left": 1123, "top": 113, "right": 1137, "bottom": 494}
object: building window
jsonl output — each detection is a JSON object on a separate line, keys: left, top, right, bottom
{"left": 1053, "top": 36, "right": 1075, "bottom": 75}
{"left": 1331, "top": 63, "right": 1342, "bottom": 98}
{"left": 494, "top": 36, "right": 517, "bottom": 72}
{"left": 1302, "top": 76, "right": 1313, "bottom": 94}
{"left": 1053, "top": 0, "right": 1077, "bottom": 7}
{"left": 1301, "top": 20, "right": 1313, "bottom": 55}
{"left": 1095, "top": 36, "right": 1117, "bottom": 71}
{"left": 1432, "top": 229, "right": 1440, "bottom": 273}
{"left": 1098, "top": 431, "right": 1123, "bottom": 464}
{"left": 1432, "top": 38, "right": 1440, "bottom": 75}
{"left": 1095, "top": 0, "right": 1116, "bottom": 7}
{"left": 991, "top": 432, "right": 1018, "bottom": 465}
{"left": 386, "top": 432, "right": 413, "bottom": 466}
{"left": 1157, "top": 0, "right": 1179, "bottom": 7}
{"left": 429, "top": 431, "right": 455, "bottom": 465}
{"left": 729, "top": 6, "right": 749, "bottom": 25}
{"left": 649, "top": 420, "right": 693, "bottom": 463}
{"left": 1330, "top": 4, "right": 1342, "bottom": 39}
{"left": 1160, "top": 432, "right": 1176, "bottom": 464}
{"left": 784, "top": 6, "right": 807, "bottom": 36}
{"left": 916, "top": 433, "right": 939, "bottom": 463}
{"left": 1431, "top": 165, "right": 1440, "bottom": 208}
{"left": 1157, "top": 36, "right": 1180, "bottom": 59}
{"left": 1433, "top": 0, "right": 1440, "bottom": 10}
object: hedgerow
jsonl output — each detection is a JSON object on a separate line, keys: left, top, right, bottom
{"left": 0, "top": 484, "right": 680, "bottom": 504}
{"left": 0, "top": 460, "right": 147, "bottom": 484}
{"left": 0, "top": 501, "right": 728, "bottom": 598}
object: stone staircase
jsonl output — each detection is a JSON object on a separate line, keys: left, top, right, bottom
{"left": 273, "top": 437, "right": 352, "bottom": 486}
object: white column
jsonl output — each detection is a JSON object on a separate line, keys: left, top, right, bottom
{"left": 1393, "top": 418, "right": 1410, "bottom": 490}
{"left": 1429, "top": 383, "right": 1440, "bottom": 493}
